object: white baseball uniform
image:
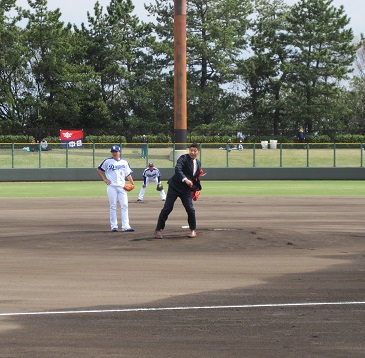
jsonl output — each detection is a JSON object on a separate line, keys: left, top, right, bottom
{"left": 98, "top": 157, "right": 133, "bottom": 231}
{"left": 138, "top": 166, "right": 166, "bottom": 201}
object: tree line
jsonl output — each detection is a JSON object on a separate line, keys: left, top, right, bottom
{"left": 0, "top": 0, "right": 364, "bottom": 142}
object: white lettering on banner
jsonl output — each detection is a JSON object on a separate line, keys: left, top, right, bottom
{"left": 68, "top": 140, "right": 83, "bottom": 148}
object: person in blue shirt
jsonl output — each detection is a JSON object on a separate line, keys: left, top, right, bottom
{"left": 297, "top": 127, "right": 306, "bottom": 143}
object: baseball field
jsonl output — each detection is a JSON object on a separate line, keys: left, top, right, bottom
{"left": 0, "top": 181, "right": 364, "bottom": 357}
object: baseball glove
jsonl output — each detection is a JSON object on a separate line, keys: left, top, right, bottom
{"left": 192, "top": 190, "right": 200, "bottom": 201}
{"left": 123, "top": 184, "right": 135, "bottom": 191}
{"left": 156, "top": 183, "right": 163, "bottom": 191}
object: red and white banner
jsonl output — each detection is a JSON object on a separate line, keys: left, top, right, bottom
{"left": 60, "top": 129, "right": 83, "bottom": 148}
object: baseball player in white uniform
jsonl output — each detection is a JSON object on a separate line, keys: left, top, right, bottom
{"left": 97, "top": 145, "right": 135, "bottom": 232}
{"left": 138, "top": 162, "right": 166, "bottom": 201}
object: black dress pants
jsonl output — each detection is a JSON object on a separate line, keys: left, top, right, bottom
{"left": 156, "top": 185, "right": 196, "bottom": 230}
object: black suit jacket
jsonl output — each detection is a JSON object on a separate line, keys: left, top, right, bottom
{"left": 168, "top": 154, "right": 202, "bottom": 192}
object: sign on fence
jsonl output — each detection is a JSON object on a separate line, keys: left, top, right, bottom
{"left": 60, "top": 129, "right": 83, "bottom": 149}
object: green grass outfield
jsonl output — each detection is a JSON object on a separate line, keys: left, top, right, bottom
{"left": 0, "top": 181, "right": 364, "bottom": 198}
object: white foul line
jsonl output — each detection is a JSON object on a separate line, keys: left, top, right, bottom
{"left": 0, "top": 301, "right": 364, "bottom": 317}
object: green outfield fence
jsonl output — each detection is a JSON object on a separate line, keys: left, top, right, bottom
{"left": 0, "top": 141, "right": 364, "bottom": 169}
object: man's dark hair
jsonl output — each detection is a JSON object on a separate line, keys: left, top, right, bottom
{"left": 190, "top": 143, "right": 199, "bottom": 149}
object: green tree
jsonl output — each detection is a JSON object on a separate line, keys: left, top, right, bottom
{"left": 0, "top": 0, "right": 29, "bottom": 132}
{"left": 20, "top": 0, "right": 95, "bottom": 137}
{"left": 285, "top": 0, "right": 357, "bottom": 134}
{"left": 187, "top": 0, "right": 252, "bottom": 126}
{"left": 76, "top": 0, "right": 156, "bottom": 139}
{"left": 347, "top": 39, "right": 365, "bottom": 133}
{"left": 147, "top": 0, "right": 253, "bottom": 131}
{"left": 239, "top": 0, "right": 290, "bottom": 135}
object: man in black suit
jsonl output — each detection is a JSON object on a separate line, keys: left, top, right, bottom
{"left": 154, "top": 143, "right": 202, "bottom": 239}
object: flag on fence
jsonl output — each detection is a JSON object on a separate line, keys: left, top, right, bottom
{"left": 60, "top": 129, "right": 83, "bottom": 149}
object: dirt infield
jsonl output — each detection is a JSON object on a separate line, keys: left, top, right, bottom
{"left": 0, "top": 196, "right": 364, "bottom": 357}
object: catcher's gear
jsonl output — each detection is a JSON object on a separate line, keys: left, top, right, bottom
{"left": 156, "top": 183, "right": 164, "bottom": 191}
{"left": 123, "top": 184, "right": 135, "bottom": 191}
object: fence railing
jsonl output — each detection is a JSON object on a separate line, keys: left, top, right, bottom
{"left": 0, "top": 142, "right": 364, "bottom": 169}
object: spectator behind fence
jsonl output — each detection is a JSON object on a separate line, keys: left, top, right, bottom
{"left": 297, "top": 127, "right": 306, "bottom": 143}
{"left": 30, "top": 140, "right": 39, "bottom": 152}
{"left": 41, "top": 139, "right": 49, "bottom": 151}
{"left": 141, "top": 134, "right": 148, "bottom": 158}
{"left": 226, "top": 139, "right": 233, "bottom": 152}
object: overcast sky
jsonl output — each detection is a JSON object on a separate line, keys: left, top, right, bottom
{"left": 14, "top": 0, "right": 364, "bottom": 38}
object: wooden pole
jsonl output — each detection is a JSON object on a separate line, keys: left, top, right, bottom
{"left": 174, "top": 0, "right": 187, "bottom": 148}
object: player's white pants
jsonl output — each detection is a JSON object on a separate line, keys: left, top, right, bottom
{"left": 107, "top": 185, "right": 131, "bottom": 230}
{"left": 138, "top": 178, "right": 166, "bottom": 200}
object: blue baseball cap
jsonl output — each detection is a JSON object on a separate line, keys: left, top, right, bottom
{"left": 110, "top": 145, "right": 120, "bottom": 152}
